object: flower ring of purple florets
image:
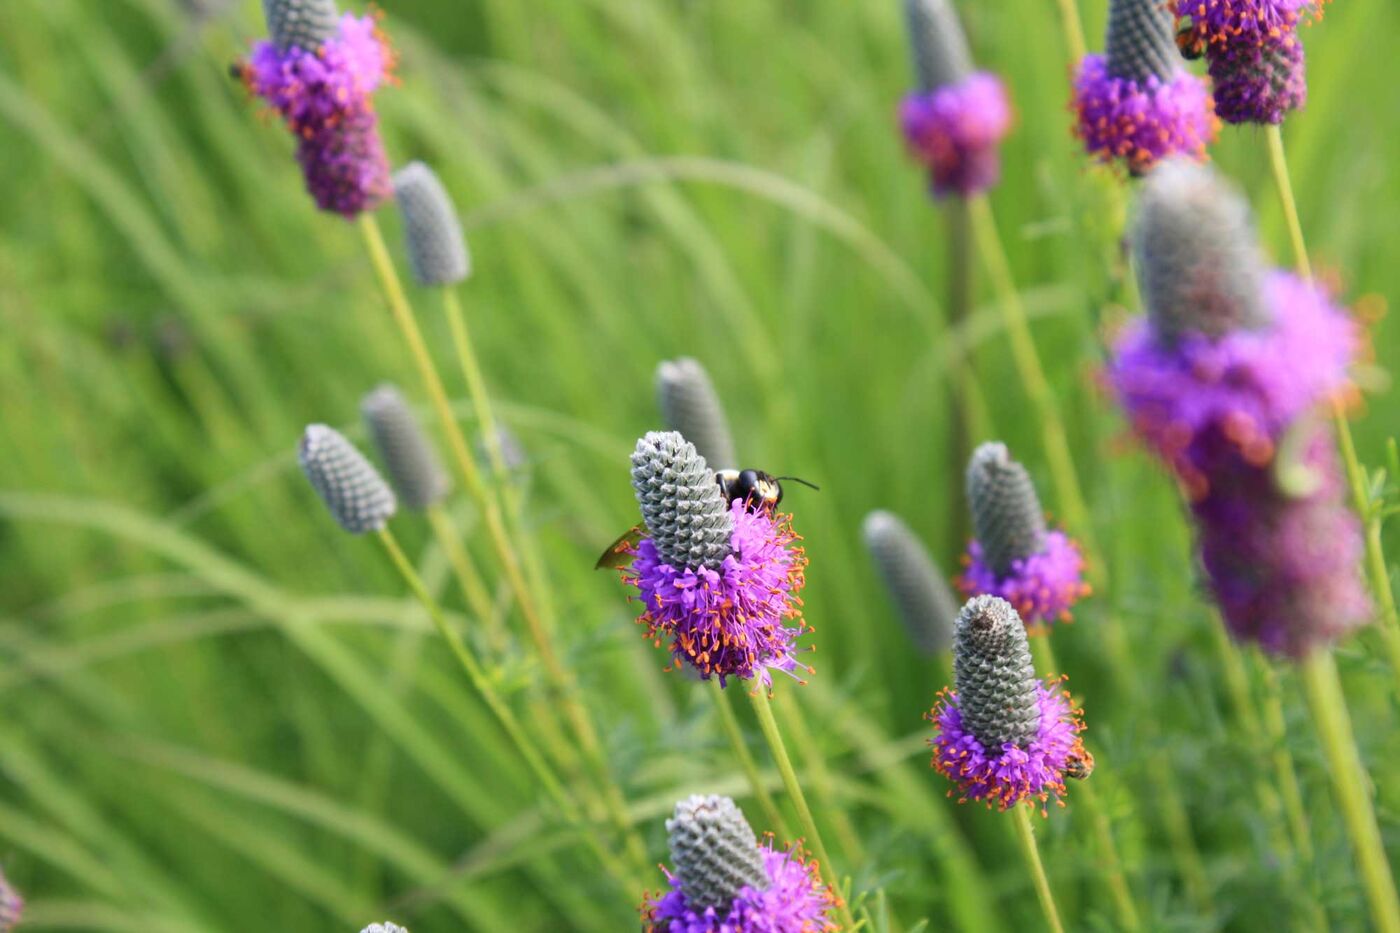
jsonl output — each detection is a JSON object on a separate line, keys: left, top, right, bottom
{"left": 957, "top": 531, "right": 1090, "bottom": 630}
{"left": 899, "top": 72, "right": 1012, "bottom": 198}
{"left": 624, "top": 500, "right": 811, "bottom": 689}
{"left": 1174, "top": 0, "right": 1317, "bottom": 50}
{"left": 1072, "top": 55, "right": 1218, "bottom": 174}
{"left": 1108, "top": 270, "right": 1359, "bottom": 497}
{"left": 642, "top": 840, "right": 838, "bottom": 933}
{"left": 240, "top": 13, "right": 395, "bottom": 216}
{"left": 929, "top": 679, "right": 1086, "bottom": 814}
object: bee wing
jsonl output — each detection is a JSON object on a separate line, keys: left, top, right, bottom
{"left": 594, "top": 525, "right": 644, "bottom": 570}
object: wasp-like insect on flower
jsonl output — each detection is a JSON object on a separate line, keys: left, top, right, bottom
{"left": 595, "top": 469, "right": 818, "bottom": 570}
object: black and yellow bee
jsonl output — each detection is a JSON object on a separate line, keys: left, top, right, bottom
{"left": 594, "top": 469, "right": 818, "bottom": 570}
{"left": 1065, "top": 746, "right": 1096, "bottom": 781}
{"left": 1175, "top": 22, "right": 1206, "bottom": 60}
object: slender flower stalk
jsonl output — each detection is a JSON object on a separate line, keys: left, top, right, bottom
{"left": 641, "top": 795, "right": 837, "bottom": 932}
{"left": 1012, "top": 805, "right": 1065, "bottom": 933}
{"left": 707, "top": 678, "right": 791, "bottom": 840}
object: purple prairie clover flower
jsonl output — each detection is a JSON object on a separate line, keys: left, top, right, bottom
{"left": 1194, "top": 425, "right": 1368, "bottom": 657}
{"left": 238, "top": 2, "right": 395, "bottom": 217}
{"left": 929, "top": 596, "right": 1088, "bottom": 813}
{"left": 957, "top": 443, "right": 1090, "bottom": 628}
{"left": 1073, "top": 0, "right": 1218, "bottom": 173}
{"left": 0, "top": 869, "right": 21, "bottom": 933}
{"left": 621, "top": 433, "right": 811, "bottom": 688}
{"left": 900, "top": 74, "right": 1012, "bottom": 198}
{"left": 641, "top": 795, "right": 837, "bottom": 933}
{"left": 1173, "top": 0, "right": 1317, "bottom": 124}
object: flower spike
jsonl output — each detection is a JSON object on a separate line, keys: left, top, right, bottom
{"left": 863, "top": 510, "right": 957, "bottom": 655}
{"left": 655, "top": 357, "right": 738, "bottom": 471}
{"left": 361, "top": 384, "right": 451, "bottom": 511}
{"left": 299, "top": 424, "right": 397, "bottom": 534}
{"left": 393, "top": 162, "right": 471, "bottom": 287}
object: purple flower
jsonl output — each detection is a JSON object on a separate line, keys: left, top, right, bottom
{"left": 0, "top": 868, "right": 21, "bottom": 933}
{"left": 899, "top": 73, "right": 1012, "bottom": 198}
{"left": 642, "top": 841, "right": 837, "bottom": 933}
{"left": 624, "top": 500, "right": 810, "bottom": 688}
{"left": 1108, "top": 270, "right": 1359, "bottom": 496}
{"left": 1173, "top": 0, "right": 1317, "bottom": 125}
{"left": 1072, "top": 55, "right": 1218, "bottom": 173}
{"left": 239, "top": 12, "right": 394, "bottom": 216}
{"left": 958, "top": 530, "right": 1091, "bottom": 629}
{"left": 1194, "top": 426, "right": 1369, "bottom": 657}
{"left": 929, "top": 680, "right": 1086, "bottom": 813}
{"left": 1173, "top": 0, "right": 1314, "bottom": 50}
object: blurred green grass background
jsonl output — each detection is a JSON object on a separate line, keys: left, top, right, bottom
{"left": 1, "top": 0, "right": 1399, "bottom": 929}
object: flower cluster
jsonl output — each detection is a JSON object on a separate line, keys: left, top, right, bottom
{"left": 900, "top": 75, "right": 1013, "bottom": 198}
{"left": 957, "top": 443, "right": 1090, "bottom": 628}
{"left": 1107, "top": 160, "right": 1369, "bottom": 656}
{"left": 623, "top": 433, "right": 810, "bottom": 688}
{"left": 238, "top": 2, "right": 395, "bottom": 216}
{"left": 1073, "top": 0, "right": 1218, "bottom": 173}
{"left": 1174, "top": 0, "right": 1317, "bottom": 124}
{"left": 929, "top": 596, "right": 1088, "bottom": 812}
{"left": 641, "top": 796, "right": 836, "bottom": 933}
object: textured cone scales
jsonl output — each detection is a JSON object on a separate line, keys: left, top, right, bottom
{"left": 953, "top": 595, "right": 1040, "bottom": 749}
{"left": 299, "top": 424, "right": 398, "bottom": 534}
{"left": 359, "top": 924, "right": 408, "bottom": 933}
{"left": 966, "top": 442, "right": 1047, "bottom": 577}
{"left": 904, "top": 0, "right": 973, "bottom": 91}
{"left": 1105, "top": 0, "right": 1179, "bottom": 82}
{"left": 655, "top": 357, "right": 738, "bottom": 471}
{"left": 393, "top": 162, "right": 471, "bottom": 287}
{"left": 1134, "top": 159, "right": 1270, "bottom": 341}
{"left": 262, "top": 0, "right": 339, "bottom": 51}
{"left": 863, "top": 511, "right": 957, "bottom": 654}
{"left": 361, "top": 384, "right": 451, "bottom": 510}
{"left": 666, "top": 795, "right": 770, "bottom": 911}
{"left": 631, "top": 431, "right": 734, "bottom": 570}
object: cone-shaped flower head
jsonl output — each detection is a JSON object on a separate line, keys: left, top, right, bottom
{"left": 1072, "top": 0, "right": 1217, "bottom": 174}
{"left": 863, "top": 510, "right": 957, "bottom": 655}
{"left": 263, "top": 0, "right": 339, "bottom": 51}
{"left": 393, "top": 162, "right": 471, "bottom": 286}
{"left": 238, "top": 1, "right": 393, "bottom": 217}
{"left": 655, "top": 357, "right": 738, "bottom": 471}
{"left": 1173, "top": 0, "right": 1313, "bottom": 124}
{"left": 622, "top": 432, "right": 810, "bottom": 687}
{"left": 929, "top": 596, "right": 1087, "bottom": 811}
{"left": 358, "top": 925, "right": 407, "bottom": 933}
{"left": 299, "top": 424, "right": 397, "bottom": 533}
{"left": 643, "top": 795, "right": 837, "bottom": 932}
{"left": 361, "top": 384, "right": 451, "bottom": 510}
{"left": 898, "top": 0, "right": 1011, "bottom": 198}
{"left": 1110, "top": 160, "right": 1358, "bottom": 490}
{"left": 0, "top": 869, "right": 21, "bottom": 933}
{"left": 959, "top": 443, "right": 1089, "bottom": 627}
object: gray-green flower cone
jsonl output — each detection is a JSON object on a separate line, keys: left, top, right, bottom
{"left": 361, "top": 384, "right": 451, "bottom": 510}
{"left": 262, "top": 0, "right": 339, "bottom": 52}
{"left": 1134, "top": 159, "right": 1269, "bottom": 342}
{"left": 299, "top": 424, "right": 397, "bottom": 534}
{"left": 631, "top": 431, "right": 733, "bottom": 570}
{"left": 393, "top": 162, "right": 471, "bottom": 287}
{"left": 966, "top": 442, "right": 1047, "bottom": 578}
{"left": 863, "top": 510, "right": 957, "bottom": 655}
{"left": 904, "top": 0, "right": 973, "bottom": 92}
{"left": 656, "top": 357, "right": 738, "bottom": 471}
{"left": 358, "top": 924, "right": 408, "bottom": 933}
{"left": 952, "top": 595, "right": 1040, "bottom": 749}
{"left": 1105, "top": 0, "right": 1180, "bottom": 83}
{"left": 666, "top": 795, "right": 769, "bottom": 911}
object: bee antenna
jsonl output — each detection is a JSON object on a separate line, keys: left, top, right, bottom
{"left": 775, "top": 475, "right": 820, "bottom": 491}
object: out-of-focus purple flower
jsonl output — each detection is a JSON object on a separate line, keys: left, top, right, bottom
{"left": 238, "top": 10, "right": 394, "bottom": 216}
{"left": 900, "top": 74, "right": 1012, "bottom": 198}
{"left": 959, "top": 531, "right": 1090, "bottom": 629}
{"left": 624, "top": 500, "right": 810, "bottom": 689}
{"left": 1194, "top": 424, "right": 1368, "bottom": 657}
{"left": 1109, "top": 270, "right": 1359, "bottom": 497}
{"left": 643, "top": 841, "right": 836, "bottom": 932}
{"left": 1073, "top": 56, "right": 1217, "bottom": 173}
{"left": 1173, "top": 0, "right": 1317, "bottom": 125}
{"left": 929, "top": 596, "right": 1088, "bottom": 812}
{"left": 0, "top": 868, "right": 21, "bottom": 933}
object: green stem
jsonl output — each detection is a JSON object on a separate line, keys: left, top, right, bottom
{"left": 1264, "top": 126, "right": 1312, "bottom": 281}
{"left": 748, "top": 687, "right": 857, "bottom": 931}
{"left": 947, "top": 199, "right": 977, "bottom": 556}
{"left": 1300, "top": 652, "right": 1400, "bottom": 933}
{"left": 1011, "top": 805, "right": 1066, "bottom": 933}
{"left": 967, "top": 196, "right": 1097, "bottom": 574}
{"left": 1053, "top": 0, "right": 1088, "bottom": 63}
{"left": 375, "top": 528, "right": 635, "bottom": 887}
{"left": 707, "top": 679, "right": 790, "bottom": 840}
{"left": 358, "top": 215, "right": 648, "bottom": 871}
{"left": 771, "top": 689, "right": 867, "bottom": 866}
{"left": 425, "top": 506, "right": 501, "bottom": 649}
